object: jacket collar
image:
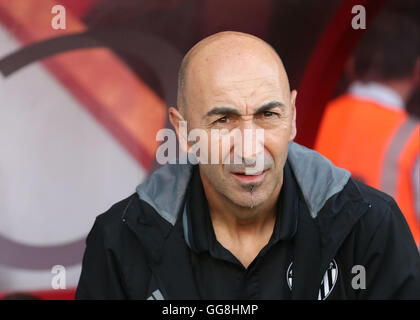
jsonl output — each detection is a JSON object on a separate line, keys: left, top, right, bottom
{"left": 135, "top": 142, "right": 352, "bottom": 228}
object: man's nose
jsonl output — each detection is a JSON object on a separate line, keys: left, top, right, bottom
{"left": 232, "top": 120, "right": 263, "bottom": 163}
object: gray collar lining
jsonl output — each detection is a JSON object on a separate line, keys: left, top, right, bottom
{"left": 136, "top": 142, "right": 351, "bottom": 225}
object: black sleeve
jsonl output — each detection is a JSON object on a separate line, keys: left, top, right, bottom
{"left": 357, "top": 199, "right": 420, "bottom": 299}
{"left": 75, "top": 217, "right": 127, "bottom": 300}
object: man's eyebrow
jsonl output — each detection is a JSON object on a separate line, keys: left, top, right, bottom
{"left": 254, "top": 101, "right": 286, "bottom": 114}
{"left": 205, "top": 101, "right": 286, "bottom": 117}
{"left": 205, "top": 107, "right": 241, "bottom": 117}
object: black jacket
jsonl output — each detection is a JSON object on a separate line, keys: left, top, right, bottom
{"left": 76, "top": 142, "right": 420, "bottom": 299}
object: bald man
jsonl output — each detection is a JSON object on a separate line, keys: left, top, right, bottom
{"left": 76, "top": 32, "right": 420, "bottom": 300}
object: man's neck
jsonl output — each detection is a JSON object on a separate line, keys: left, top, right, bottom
{"left": 199, "top": 168, "right": 283, "bottom": 268}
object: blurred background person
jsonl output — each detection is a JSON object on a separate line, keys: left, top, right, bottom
{"left": 315, "top": 14, "right": 420, "bottom": 247}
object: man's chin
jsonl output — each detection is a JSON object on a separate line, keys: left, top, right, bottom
{"left": 223, "top": 187, "right": 268, "bottom": 209}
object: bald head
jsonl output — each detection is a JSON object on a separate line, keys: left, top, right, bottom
{"left": 177, "top": 31, "right": 290, "bottom": 117}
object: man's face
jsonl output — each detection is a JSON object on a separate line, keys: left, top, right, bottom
{"left": 176, "top": 44, "right": 296, "bottom": 210}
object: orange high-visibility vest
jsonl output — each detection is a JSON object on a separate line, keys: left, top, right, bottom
{"left": 315, "top": 94, "right": 420, "bottom": 246}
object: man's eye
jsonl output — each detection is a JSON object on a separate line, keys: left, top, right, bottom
{"left": 263, "top": 111, "right": 275, "bottom": 118}
{"left": 216, "top": 116, "right": 229, "bottom": 124}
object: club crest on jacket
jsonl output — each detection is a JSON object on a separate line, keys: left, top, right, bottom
{"left": 287, "top": 259, "right": 339, "bottom": 300}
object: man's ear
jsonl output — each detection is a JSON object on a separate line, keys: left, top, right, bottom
{"left": 289, "top": 90, "right": 297, "bottom": 142}
{"left": 169, "top": 107, "right": 189, "bottom": 154}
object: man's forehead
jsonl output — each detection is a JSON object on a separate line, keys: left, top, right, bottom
{"left": 209, "top": 76, "right": 285, "bottom": 102}
{"left": 190, "top": 56, "right": 288, "bottom": 107}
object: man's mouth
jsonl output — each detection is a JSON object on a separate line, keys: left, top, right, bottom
{"left": 230, "top": 169, "right": 268, "bottom": 184}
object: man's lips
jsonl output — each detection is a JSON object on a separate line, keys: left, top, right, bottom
{"left": 230, "top": 169, "right": 268, "bottom": 184}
